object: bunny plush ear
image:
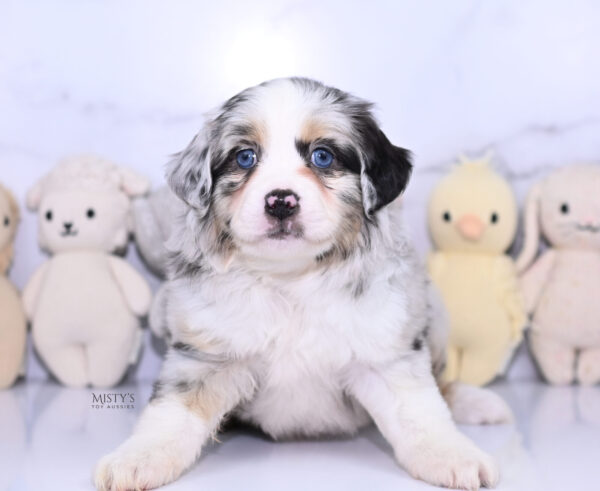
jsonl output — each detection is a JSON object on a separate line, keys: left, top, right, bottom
{"left": 118, "top": 168, "right": 151, "bottom": 198}
{"left": 516, "top": 181, "right": 543, "bottom": 273}
{"left": 26, "top": 178, "right": 44, "bottom": 211}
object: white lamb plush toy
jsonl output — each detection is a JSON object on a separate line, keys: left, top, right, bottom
{"left": 23, "top": 155, "right": 152, "bottom": 388}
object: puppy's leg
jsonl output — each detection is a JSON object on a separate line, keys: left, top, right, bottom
{"left": 347, "top": 354, "right": 499, "bottom": 490}
{"left": 94, "top": 349, "right": 256, "bottom": 490}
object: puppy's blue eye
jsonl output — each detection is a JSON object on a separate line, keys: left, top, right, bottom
{"left": 311, "top": 148, "right": 334, "bottom": 168}
{"left": 236, "top": 149, "right": 257, "bottom": 169}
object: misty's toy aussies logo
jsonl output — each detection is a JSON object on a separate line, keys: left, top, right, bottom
{"left": 91, "top": 392, "right": 135, "bottom": 409}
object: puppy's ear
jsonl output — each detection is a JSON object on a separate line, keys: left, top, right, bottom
{"left": 166, "top": 127, "right": 213, "bottom": 217}
{"left": 358, "top": 119, "right": 412, "bottom": 216}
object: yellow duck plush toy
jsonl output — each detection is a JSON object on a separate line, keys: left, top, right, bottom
{"left": 427, "top": 155, "right": 526, "bottom": 386}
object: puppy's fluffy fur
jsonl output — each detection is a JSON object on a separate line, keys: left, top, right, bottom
{"left": 95, "top": 78, "right": 511, "bottom": 491}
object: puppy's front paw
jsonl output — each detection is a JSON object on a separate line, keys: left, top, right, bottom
{"left": 94, "top": 442, "right": 187, "bottom": 491}
{"left": 401, "top": 434, "right": 499, "bottom": 490}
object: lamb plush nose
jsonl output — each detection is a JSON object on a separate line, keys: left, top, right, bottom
{"left": 63, "top": 222, "right": 73, "bottom": 231}
{"left": 264, "top": 189, "right": 299, "bottom": 220}
{"left": 456, "top": 214, "right": 484, "bottom": 241}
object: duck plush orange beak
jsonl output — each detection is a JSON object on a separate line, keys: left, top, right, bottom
{"left": 456, "top": 214, "right": 484, "bottom": 241}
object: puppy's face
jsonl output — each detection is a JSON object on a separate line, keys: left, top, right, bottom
{"left": 211, "top": 84, "right": 369, "bottom": 261}
{"left": 168, "top": 78, "right": 412, "bottom": 266}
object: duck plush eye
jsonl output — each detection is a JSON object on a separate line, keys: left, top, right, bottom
{"left": 442, "top": 211, "right": 452, "bottom": 222}
{"left": 311, "top": 148, "right": 334, "bottom": 168}
{"left": 490, "top": 212, "right": 499, "bottom": 224}
{"left": 236, "top": 149, "right": 257, "bottom": 169}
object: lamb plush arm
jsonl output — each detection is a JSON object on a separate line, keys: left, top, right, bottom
{"left": 22, "top": 261, "right": 50, "bottom": 320}
{"left": 108, "top": 256, "right": 152, "bottom": 317}
{"left": 493, "top": 257, "right": 527, "bottom": 342}
{"left": 519, "top": 250, "right": 556, "bottom": 314}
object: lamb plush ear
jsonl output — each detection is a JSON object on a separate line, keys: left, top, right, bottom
{"left": 516, "top": 181, "right": 542, "bottom": 273}
{"left": 166, "top": 126, "right": 213, "bottom": 216}
{"left": 26, "top": 179, "right": 44, "bottom": 211}
{"left": 358, "top": 119, "right": 413, "bottom": 216}
{"left": 119, "top": 168, "right": 151, "bottom": 198}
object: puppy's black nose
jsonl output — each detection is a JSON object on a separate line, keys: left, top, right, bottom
{"left": 63, "top": 222, "right": 73, "bottom": 231}
{"left": 264, "top": 189, "right": 299, "bottom": 220}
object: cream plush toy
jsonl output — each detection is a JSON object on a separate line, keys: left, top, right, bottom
{"left": 517, "top": 164, "right": 600, "bottom": 385}
{"left": 0, "top": 182, "right": 27, "bottom": 388}
{"left": 23, "top": 155, "right": 152, "bottom": 388}
{"left": 428, "top": 155, "right": 526, "bottom": 386}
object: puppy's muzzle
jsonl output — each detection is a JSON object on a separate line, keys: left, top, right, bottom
{"left": 264, "top": 189, "right": 299, "bottom": 220}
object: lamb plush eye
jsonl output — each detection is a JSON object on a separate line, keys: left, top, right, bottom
{"left": 442, "top": 211, "right": 452, "bottom": 222}
{"left": 45, "top": 210, "right": 53, "bottom": 221}
{"left": 3, "top": 216, "right": 9, "bottom": 227}
{"left": 236, "top": 149, "right": 257, "bottom": 169}
{"left": 86, "top": 208, "right": 95, "bottom": 219}
{"left": 560, "top": 203, "right": 569, "bottom": 214}
{"left": 311, "top": 148, "right": 334, "bottom": 168}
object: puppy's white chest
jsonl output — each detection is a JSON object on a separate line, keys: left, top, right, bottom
{"left": 173, "top": 261, "right": 419, "bottom": 438}
{"left": 236, "top": 320, "right": 369, "bottom": 437}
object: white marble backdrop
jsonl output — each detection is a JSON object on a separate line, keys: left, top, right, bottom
{"left": 2, "top": 0, "right": 599, "bottom": 382}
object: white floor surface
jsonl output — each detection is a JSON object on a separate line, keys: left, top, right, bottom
{"left": 1, "top": 381, "right": 598, "bottom": 491}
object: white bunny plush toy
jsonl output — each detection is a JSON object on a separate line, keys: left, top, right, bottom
{"left": 517, "top": 164, "right": 600, "bottom": 385}
{"left": 23, "top": 155, "right": 152, "bottom": 388}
